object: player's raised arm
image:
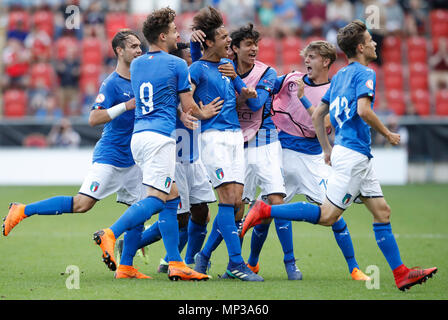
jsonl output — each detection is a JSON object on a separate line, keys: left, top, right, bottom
{"left": 88, "top": 98, "right": 136, "bottom": 127}
{"left": 357, "top": 97, "right": 400, "bottom": 145}
{"left": 312, "top": 101, "right": 332, "bottom": 165}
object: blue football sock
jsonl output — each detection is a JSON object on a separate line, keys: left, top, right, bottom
{"left": 178, "top": 225, "right": 189, "bottom": 254}
{"left": 120, "top": 224, "right": 144, "bottom": 266}
{"left": 274, "top": 218, "right": 295, "bottom": 263}
{"left": 217, "top": 204, "right": 244, "bottom": 265}
{"left": 24, "top": 196, "right": 73, "bottom": 216}
{"left": 201, "top": 217, "right": 223, "bottom": 259}
{"left": 235, "top": 219, "right": 244, "bottom": 247}
{"left": 248, "top": 223, "right": 270, "bottom": 267}
{"left": 185, "top": 218, "right": 207, "bottom": 264}
{"left": 332, "top": 217, "right": 358, "bottom": 273}
{"left": 139, "top": 221, "right": 162, "bottom": 248}
{"left": 110, "top": 196, "right": 164, "bottom": 239}
{"left": 270, "top": 201, "right": 321, "bottom": 224}
{"left": 158, "top": 198, "right": 182, "bottom": 262}
{"left": 373, "top": 222, "right": 403, "bottom": 270}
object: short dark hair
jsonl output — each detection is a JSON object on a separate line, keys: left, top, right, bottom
{"left": 230, "top": 23, "right": 260, "bottom": 50}
{"left": 169, "top": 42, "right": 189, "bottom": 58}
{"left": 192, "top": 6, "right": 223, "bottom": 50}
{"left": 142, "top": 7, "right": 176, "bottom": 45}
{"left": 337, "top": 20, "right": 367, "bottom": 58}
{"left": 111, "top": 29, "right": 141, "bottom": 57}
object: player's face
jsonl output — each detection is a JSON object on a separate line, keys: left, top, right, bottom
{"left": 234, "top": 38, "right": 258, "bottom": 66}
{"left": 213, "top": 26, "right": 231, "bottom": 59}
{"left": 362, "top": 30, "right": 377, "bottom": 62}
{"left": 121, "top": 35, "right": 142, "bottom": 65}
{"left": 303, "top": 50, "right": 326, "bottom": 81}
{"left": 165, "top": 22, "right": 180, "bottom": 52}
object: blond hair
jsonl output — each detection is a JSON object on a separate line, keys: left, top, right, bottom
{"left": 300, "top": 40, "right": 337, "bottom": 68}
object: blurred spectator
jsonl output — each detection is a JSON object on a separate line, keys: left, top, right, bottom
{"left": 302, "top": 0, "right": 326, "bottom": 37}
{"left": 429, "top": 37, "right": 448, "bottom": 91}
{"left": 81, "top": 82, "right": 97, "bottom": 117}
{"left": 219, "top": 0, "right": 255, "bottom": 29}
{"left": 29, "top": 79, "right": 51, "bottom": 115}
{"left": 181, "top": 0, "right": 204, "bottom": 12}
{"left": 324, "top": 0, "right": 353, "bottom": 45}
{"left": 404, "top": 0, "right": 426, "bottom": 36}
{"left": 7, "top": 19, "right": 29, "bottom": 42}
{"left": 47, "top": 118, "right": 81, "bottom": 148}
{"left": 270, "top": 0, "right": 302, "bottom": 37}
{"left": 35, "top": 94, "right": 64, "bottom": 119}
{"left": 107, "top": 0, "right": 128, "bottom": 12}
{"left": 83, "top": 0, "right": 106, "bottom": 39}
{"left": 2, "top": 38, "right": 30, "bottom": 88}
{"left": 384, "top": 0, "right": 405, "bottom": 35}
{"left": 258, "top": 0, "right": 276, "bottom": 33}
{"left": 55, "top": 46, "right": 81, "bottom": 115}
{"left": 24, "top": 26, "right": 52, "bottom": 62}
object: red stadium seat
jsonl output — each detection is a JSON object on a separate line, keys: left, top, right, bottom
{"left": 410, "top": 89, "right": 430, "bottom": 115}
{"left": 30, "top": 63, "right": 54, "bottom": 88}
{"left": 80, "top": 63, "right": 102, "bottom": 92}
{"left": 430, "top": 9, "right": 448, "bottom": 37}
{"left": 407, "top": 36, "right": 427, "bottom": 63}
{"left": 382, "top": 36, "right": 402, "bottom": 64}
{"left": 3, "top": 89, "right": 27, "bottom": 118}
{"left": 7, "top": 10, "right": 30, "bottom": 31}
{"left": 384, "top": 63, "right": 404, "bottom": 91}
{"left": 409, "top": 63, "right": 428, "bottom": 91}
{"left": 257, "top": 37, "right": 277, "bottom": 66}
{"left": 32, "top": 9, "right": 54, "bottom": 38}
{"left": 385, "top": 89, "right": 405, "bottom": 115}
{"left": 82, "top": 37, "right": 104, "bottom": 64}
{"left": 105, "top": 12, "right": 129, "bottom": 40}
{"left": 281, "top": 36, "right": 303, "bottom": 66}
{"left": 435, "top": 89, "right": 448, "bottom": 116}
{"left": 54, "top": 36, "right": 79, "bottom": 60}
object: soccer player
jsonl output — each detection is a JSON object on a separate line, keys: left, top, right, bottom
{"left": 2, "top": 30, "right": 153, "bottom": 279}
{"left": 92, "top": 7, "right": 221, "bottom": 281}
{"left": 270, "top": 40, "right": 370, "bottom": 281}
{"left": 218, "top": 23, "right": 302, "bottom": 280}
{"left": 241, "top": 20, "right": 437, "bottom": 291}
{"left": 188, "top": 7, "right": 263, "bottom": 281}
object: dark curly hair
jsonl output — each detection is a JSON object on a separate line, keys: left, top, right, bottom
{"left": 142, "top": 7, "right": 176, "bottom": 45}
{"left": 192, "top": 6, "right": 223, "bottom": 50}
{"left": 230, "top": 23, "right": 260, "bottom": 50}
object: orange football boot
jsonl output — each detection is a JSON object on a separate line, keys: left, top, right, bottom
{"left": 93, "top": 228, "right": 117, "bottom": 271}
{"left": 114, "top": 265, "right": 152, "bottom": 279}
{"left": 2, "top": 203, "right": 27, "bottom": 236}
{"left": 240, "top": 200, "right": 272, "bottom": 238}
{"left": 351, "top": 267, "right": 371, "bottom": 281}
{"left": 168, "top": 261, "right": 211, "bottom": 281}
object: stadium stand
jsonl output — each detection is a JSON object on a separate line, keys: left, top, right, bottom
{"left": 1, "top": 1, "right": 448, "bottom": 120}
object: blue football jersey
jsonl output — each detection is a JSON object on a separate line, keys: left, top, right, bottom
{"left": 189, "top": 58, "right": 240, "bottom": 132}
{"left": 322, "top": 62, "right": 376, "bottom": 158}
{"left": 91, "top": 71, "right": 135, "bottom": 168}
{"left": 131, "top": 51, "right": 192, "bottom": 138}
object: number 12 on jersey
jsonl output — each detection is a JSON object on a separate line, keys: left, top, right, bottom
{"left": 329, "top": 96, "right": 350, "bottom": 128}
{"left": 139, "top": 82, "right": 154, "bottom": 115}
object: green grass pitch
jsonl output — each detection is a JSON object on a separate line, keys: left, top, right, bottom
{"left": 0, "top": 184, "right": 446, "bottom": 300}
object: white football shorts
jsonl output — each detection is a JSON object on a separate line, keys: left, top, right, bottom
{"left": 200, "top": 129, "right": 245, "bottom": 188}
{"left": 78, "top": 162, "right": 145, "bottom": 206}
{"left": 131, "top": 131, "right": 176, "bottom": 195}
{"left": 282, "top": 148, "right": 330, "bottom": 205}
{"left": 175, "top": 159, "right": 216, "bottom": 214}
{"left": 243, "top": 140, "right": 286, "bottom": 202}
{"left": 326, "top": 145, "right": 383, "bottom": 210}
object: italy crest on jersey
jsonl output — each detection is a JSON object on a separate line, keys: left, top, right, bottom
{"left": 90, "top": 181, "right": 100, "bottom": 192}
{"left": 342, "top": 193, "right": 352, "bottom": 205}
{"left": 165, "top": 177, "right": 172, "bottom": 189}
{"left": 216, "top": 168, "right": 224, "bottom": 180}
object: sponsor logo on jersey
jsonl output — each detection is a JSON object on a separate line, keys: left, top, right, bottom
{"left": 90, "top": 181, "right": 100, "bottom": 192}
{"left": 342, "top": 193, "right": 352, "bottom": 205}
{"left": 216, "top": 168, "right": 224, "bottom": 180}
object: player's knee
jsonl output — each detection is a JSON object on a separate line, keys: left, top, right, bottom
{"left": 377, "top": 203, "right": 391, "bottom": 223}
{"left": 177, "top": 212, "right": 190, "bottom": 229}
{"left": 190, "top": 203, "right": 209, "bottom": 225}
{"left": 318, "top": 207, "right": 339, "bottom": 227}
{"left": 72, "top": 194, "right": 96, "bottom": 213}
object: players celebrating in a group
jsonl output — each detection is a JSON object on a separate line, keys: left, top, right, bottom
{"left": 241, "top": 20, "right": 437, "bottom": 291}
